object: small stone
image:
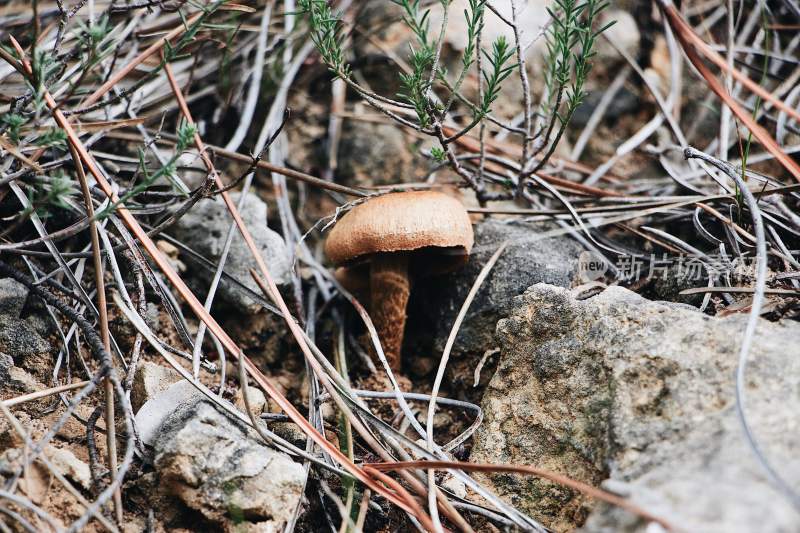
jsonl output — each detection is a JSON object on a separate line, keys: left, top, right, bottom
{"left": 154, "top": 400, "right": 305, "bottom": 529}
{"left": 0, "top": 316, "right": 51, "bottom": 370}
{"left": 0, "top": 278, "right": 28, "bottom": 317}
{"left": 54, "top": 404, "right": 97, "bottom": 442}
{"left": 270, "top": 422, "right": 307, "bottom": 449}
{"left": 234, "top": 386, "right": 267, "bottom": 416}
{"left": 46, "top": 446, "right": 91, "bottom": 491}
{"left": 0, "top": 352, "right": 45, "bottom": 400}
{"left": 156, "top": 239, "right": 186, "bottom": 273}
{"left": 0, "top": 449, "right": 51, "bottom": 504}
{"left": 131, "top": 361, "right": 182, "bottom": 412}
{"left": 171, "top": 192, "right": 292, "bottom": 313}
{"left": 0, "top": 353, "right": 14, "bottom": 381}
{"left": 120, "top": 517, "right": 148, "bottom": 533}
{"left": 135, "top": 380, "right": 204, "bottom": 447}
{"left": 0, "top": 415, "right": 21, "bottom": 450}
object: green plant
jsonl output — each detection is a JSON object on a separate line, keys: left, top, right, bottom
{"left": 481, "top": 36, "right": 515, "bottom": 114}
{"left": 0, "top": 113, "right": 26, "bottom": 143}
{"left": 300, "top": 0, "right": 522, "bottom": 201}
{"left": 300, "top": 0, "right": 612, "bottom": 202}
{"left": 35, "top": 128, "right": 68, "bottom": 150}
{"left": 26, "top": 171, "right": 75, "bottom": 218}
{"left": 76, "top": 13, "right": 112, "bottom": 50}
{"left": 526, "top": 0, "right": 613, "bottom": 177}
{"left": 30, "top": 49, "right": 60, "bottom": 112}
{"left": 301, "top": 0, "right": 350, "bottom": 77}
{"left": 98, "top": 120, "right": 197, "bottom": 219}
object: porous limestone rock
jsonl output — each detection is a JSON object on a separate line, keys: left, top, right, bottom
{"left": 471, "top": 284, "right": 800, "bottom": 532}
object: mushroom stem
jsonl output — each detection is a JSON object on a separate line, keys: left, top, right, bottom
{"left": 370, "top": 253, "right": 410, "bottom": 371}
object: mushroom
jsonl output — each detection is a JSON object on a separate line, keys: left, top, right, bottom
{"left": 325, "top": 191, "right": 474, "bottom": 370}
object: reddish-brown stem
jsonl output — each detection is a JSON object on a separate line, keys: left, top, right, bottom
{"left": 370, "top": 254, "right": 410, "bottom": 371}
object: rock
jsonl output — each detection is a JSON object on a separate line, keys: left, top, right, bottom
{"left": 171, "top": 191, "right": 292, "bottom": 313}
{"left": 0, "top": 314, "right": 51, "bottom": 371}
{"left": 0, "top": 278, "right": 28, "bottom": 316}
{"left": 135, "top": 380, "right": 204, "bottom": 447}
{"left": 595, "top": 10, "right": 640, "bottom": 64}
{"left": 111, "top": 301, "right": 161, "bottom": 354}
{"left": 414, "top": 219, "right": 583, "bottom": 367}
{"left": 0, "top": 353, "right": 14, "bottom": 382}
{"left": 336, "top": 119, "right": 416, "bottom": 186}
{"left": 0, "top": 352, "right": 42, "bottom": 394}
{"left": 0, "top": 414, "right": 21, "bottom": 450}
{"left": 154, "top": 399, "right": 305, "bottom": 529}
{"left": 131, "top": 361, "right": 182, "bottom": 412}
{"left": 0, "top": 278, "right": 54, "bottom": 379}
{"left": 0, "top": 353, "right": 50, "bottom": 415}
{"left": 46, "top": 446, "right": 91, "bottom": 491}
{"left": 234, "top": 386, "right": 267, "bottom": 416}
{"left": 471, "top": 283, "right": 800, "bottom": 532}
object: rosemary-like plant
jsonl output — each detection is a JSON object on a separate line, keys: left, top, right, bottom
{"left": 527, "top": 0, "right": 614, "bottom": 177}
{"left": 299, "top": 0, "right": 613, "bottom": 202}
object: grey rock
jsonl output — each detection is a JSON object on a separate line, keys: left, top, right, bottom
{"left": 416, "top": 219, "right": 583, "bottom": 364}
{"left": 153, "top": 398, "right": 305, "bottom": 529}
{"left": 0, "top": 313, "right": 51, "bottom": 372}
{"left": 337, "top": 120, "right": 415, "bottom": 186}
{"left": 0, "top": 278, "right": 28, "bottom": 317}
{"left": 112, "top": 301, "right": 161, "bottom": 354}
{"left": 0, "top": 353, "right": 12, "bottom": 379}
{"left": 131, "top": 361, "right": 182, "bottom": 412}
{"left": 270, "top": 422, "right": 307, "bottom": 449}
{"left": 471, "top": 283, "right": 800, "bottom": 532}
{"left": 135, "top": 380, "right": 204, "bottom": 447}
{"left": 171, "top": 191, "right": 292, "bottom": 313}
{"left": 0, "top": 353, "right": 48, "bottom": 414}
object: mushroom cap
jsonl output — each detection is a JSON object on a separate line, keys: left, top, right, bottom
{"left": 324, "top": 191, "right": 474, "bottom": 273}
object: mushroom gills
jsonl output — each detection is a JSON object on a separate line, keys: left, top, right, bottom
{"left": 369, "top": 253, "right": 410, "bottom": 371}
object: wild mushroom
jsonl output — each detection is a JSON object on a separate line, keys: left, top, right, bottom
{"left": 325, "top": 191, "right": 474, "bottom": 370}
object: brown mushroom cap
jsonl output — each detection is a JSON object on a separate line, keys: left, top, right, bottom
{"left": 324, "top": 191, "right": 474, "bottom": 273}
